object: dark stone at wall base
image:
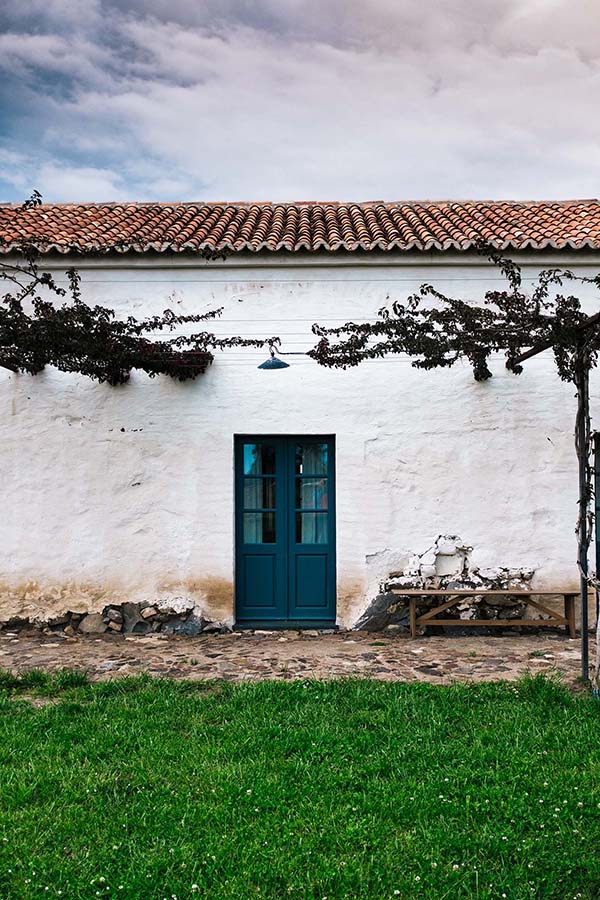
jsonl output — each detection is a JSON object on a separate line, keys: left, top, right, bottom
{"left": 105, "top": 608, "right": 124, "bottom": 624}
{"left": 4, "top": 617, "right": 30, "bottom": 630}
{"left": 162, "top": 615, "right": 206, "bottom": 636}
{"left": 354, "top": 593, "right": 410, "bottom": 632}
{"left": 121, "top": 602, "right": 146, "bottom": 633}
{"left": 79, "top": 613, "right": 107, "bottom": 634}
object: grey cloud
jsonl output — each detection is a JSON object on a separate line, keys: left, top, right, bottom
{"left": 0, "top": 0, "right": 599, "bottom": 202}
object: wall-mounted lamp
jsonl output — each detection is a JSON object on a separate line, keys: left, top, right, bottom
{"left": 257, "top": 346, "right": 290, "bottom": 370}
{"left": 257, "top": 344, "right": 310, "bottom": 370}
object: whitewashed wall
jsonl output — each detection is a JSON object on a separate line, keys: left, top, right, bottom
{"left": 2, "top": 250, "right": 600, "bottom": 627}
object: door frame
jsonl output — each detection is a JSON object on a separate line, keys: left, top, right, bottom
{"left": 234, "top": 434, "right": 337, "bottom": 628}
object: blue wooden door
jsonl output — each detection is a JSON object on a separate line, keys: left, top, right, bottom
{"left": 235, "top": 436, "right": 336, "bottom": 626}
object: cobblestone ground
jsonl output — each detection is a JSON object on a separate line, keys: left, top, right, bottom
{"left": 0, "top": 629, "right": 588, "bottom": 684}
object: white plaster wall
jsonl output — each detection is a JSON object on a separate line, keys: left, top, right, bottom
{"left": 2, "top": 250, "right": 600, "bottom": 626}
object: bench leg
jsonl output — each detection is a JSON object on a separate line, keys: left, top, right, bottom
{"left": 409, "top": 597, "right": 417, "bottom": 639}
{"left": 564, "top": 594, "right": 576, "bottom": 639}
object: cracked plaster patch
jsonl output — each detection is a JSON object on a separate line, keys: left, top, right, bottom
{"left": 355, "top": 535, "right": 536, "bottom": 631}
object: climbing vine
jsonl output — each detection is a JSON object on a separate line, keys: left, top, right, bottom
{"left": 0, "top": 242, "right": 279, "bottom": 384}
{"left": 310, "top": 249, "right": 600, "bottom": 382}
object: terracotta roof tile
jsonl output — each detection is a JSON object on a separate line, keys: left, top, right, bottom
{"left": 1, "top": 200, "right": 600, "bottom": 255}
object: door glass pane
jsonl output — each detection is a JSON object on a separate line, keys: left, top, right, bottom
{"left": 296, "top": 512, "right": 328, "bottom": 544}
{"left": 295, "top": 443, "right": 328, "bottom": 475}
{"left": 244, "top": 478, "right": 276, "bottom": 509}
{"left": 295, "top": 477, "right": 328, "bottom": 510}
{"left": 244, "top": 512, "right": 276, "bottom": 544}
{"left": 244, "top": 443, "right": 276, "bottom": 475}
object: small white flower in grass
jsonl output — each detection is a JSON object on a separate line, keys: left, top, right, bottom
{"left": 246, "top": 789, "right": 252, "bottom": 794}
{"left": 452, "top": 865, "right": 460, "bottom": 871}
{"left": 414, "top": 876, "right": 421, "bottom": 882}
{"left": 191, "top": 886, "right": 199, "bottom": 892}
{"left": 578, "top": 802, "right": 584, "bottom": 807}
{"left": 431, "top": 863, "right": 437, "bottom": 868}
{"left": 394, "top": 891, "right": 400, "bottom": 895}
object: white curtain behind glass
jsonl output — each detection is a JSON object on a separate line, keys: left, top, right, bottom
{"left": 298, "top": 444, "right": 327, "bottom": 544}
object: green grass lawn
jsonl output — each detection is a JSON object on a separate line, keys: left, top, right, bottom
{"left": 0, "top": 673, "right": 599, "bottom": 900}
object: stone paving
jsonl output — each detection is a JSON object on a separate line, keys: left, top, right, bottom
{"left": 0, "top": 629, "right": 588, "bottom": 684}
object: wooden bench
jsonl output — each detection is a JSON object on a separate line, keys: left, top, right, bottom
{"left": 389, "top": 589, "right": 578, "bottom": 639}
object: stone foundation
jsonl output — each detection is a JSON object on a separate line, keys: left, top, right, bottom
{"left": 0, "top": 598, "right": 229, "bottom": 637}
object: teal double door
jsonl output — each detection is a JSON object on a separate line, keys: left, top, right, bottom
{"left": 235, "top": 436, "right": 336, "bottom": 627}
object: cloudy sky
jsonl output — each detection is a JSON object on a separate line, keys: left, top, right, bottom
{"left": 0, "top": 0, "right": 599, "bottom": 203}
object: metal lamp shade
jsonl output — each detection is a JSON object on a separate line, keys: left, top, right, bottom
{"left": 257, "top": 356, "right": 290, "bottom": 370}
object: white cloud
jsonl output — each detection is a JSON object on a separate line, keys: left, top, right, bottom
{"left": 1, "top": 0, "right": 599, "bottom": 201}
{"left": 0, "top": 151, "right": 128, "bottom": 202}
{"left": 35, "top": 164, "right": 128, "bottom": 201}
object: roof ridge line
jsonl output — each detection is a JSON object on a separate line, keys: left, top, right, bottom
{"left": 0, "top": 199, "right": 599, "bottom": 210}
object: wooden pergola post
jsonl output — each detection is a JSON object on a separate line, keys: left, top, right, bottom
{"left": 575, "top": 349, "right": 590, "bottom": 681}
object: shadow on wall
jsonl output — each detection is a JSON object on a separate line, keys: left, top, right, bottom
{"left": 355, "top": 535, "right": 536, "bottom": 632}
